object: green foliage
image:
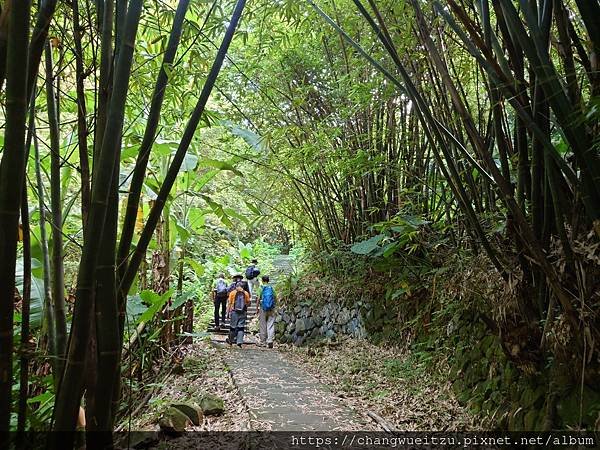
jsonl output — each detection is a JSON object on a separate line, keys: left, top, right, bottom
{"left": 351, "top": 214, "right": 430, "bottom": 258}
{"left": 196, "top": 158, "right": 243, "bottom": 176}
{"left": 350, "top": 234, "right": 385, "bottom": 255}
{"left": 14, "top": 258, "right": 45, "bottom": 330}
{"left": 26, "top": 390, "right": 55, "bottom": 429}
{"left": 220, "top": 120, "right": 266, "bottom": 152}
{"left": 127, "top": 289, "right": 174, "bottom": 328}
{"left": 168, "top": 290, "right": 196, "bottom": 311}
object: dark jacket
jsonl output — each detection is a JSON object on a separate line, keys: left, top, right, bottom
{"left": 228, "top": 280, "right": 250, "bottom": 294}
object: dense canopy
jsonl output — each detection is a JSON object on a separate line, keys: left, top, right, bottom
{"left": 0, "top": 0, "right": 598, "bottom": 445}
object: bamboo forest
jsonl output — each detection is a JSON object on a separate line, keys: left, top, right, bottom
{"left": 0, "top": 0, "right": 599, "bottom": 448}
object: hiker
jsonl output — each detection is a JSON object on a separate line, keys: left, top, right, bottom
{"left": 245, "top": 259, "right": 260, "bottom": 297}
{"left": 258, "top": 275, "right": 277, "bottom": 348}
{"left": 229, "top": 273, "right": 250, "bottom": 294}
{"left": 212, "top": 273, "right": 228, "bottom": 330}
{"left": 226, "top": 281, "right": 251, "bottom": 347}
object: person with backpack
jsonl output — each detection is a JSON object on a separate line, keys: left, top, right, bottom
{"left": 212, "top": 273, "right": 228, "bottom": 330}
{"left": 229, "top": 273, "right": 250, "bottom": 295}
{"left": 258, "top": 275, "right": 277, "bottom": 348}
{"left": 245, "top": 259, "right": 260, "bottom": 298}
{"left": 226, "top": 281, "right": 251, "bottom": 347}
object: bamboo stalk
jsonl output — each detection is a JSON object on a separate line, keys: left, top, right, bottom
{"left": 26, "top": 0, "right": 58, "bottom": 100}
{"left": 0, "top": 0, "right": 31, "bottom": 434}
{"left": 86, "top": 3, "right": 116, "bottom": 433}
{"left": 499, "top": 0, "right": 600, "bottom": 219}
{"left": 117, "top": 0, "right": 191, "bottom": 292}
{"left": 52, "top": 0, "right": 144, "bottom": 437}
{"left": 87, "top": 155, "right": 119, "bottom": 442}
{"left": 33, "top": 115, "right": 57, "bottom": 371}
{"left": 44, "top": 42, "right": 68, "bottom": 378}
{"left": 349, "top": 0, "right": 508, "bottom": 276}
{"left": 17, "top": 175, "right": 32, "bottom": 436}
{"left": 0, "top": 1, "right": 10, "bottom": 92}
{"left": 119, "top": 0, "right": 248, "bottom": 296}
{"left": 71, "top": 0, "right": 91, "bottom": 231}
{"left": 17, "top": 99, "right": 36, "bottom": 435}
{"left": 93, "top": 0, "right": 114, "bottom": 168}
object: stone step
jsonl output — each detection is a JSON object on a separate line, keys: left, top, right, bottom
{"left": 208, "top": 327, "right": 253, "bottom": 332}
{"left": 207, "top": 328, "right": 228, "bottom": 334}
{"left": 208, "top": 314, "right": 257, "bottom": 328}
{"left": 209, "top": 313, "right": 257, "bottom": 325}
{"left": 207, "top": 327, "right": 257, "bottom": 334}
{"left": 209, "top": 321, "right": 254, "bottom": 327}
{"left": 211, "top": 337, "right": 257, "bottom": 346}
{"left": 207, "top": 327, "right": 250, "bottom": 334}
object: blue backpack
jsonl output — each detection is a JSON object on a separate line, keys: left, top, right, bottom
{"left": 261, "top": 285, "right": 275, "bottom": 311}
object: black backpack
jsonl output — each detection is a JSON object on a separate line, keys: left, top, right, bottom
{"left": 245, "top": 265, "right": 260, "bottom": 280}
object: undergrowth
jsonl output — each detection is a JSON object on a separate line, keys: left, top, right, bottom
{"left": 278, "top": 237, "right": 600, "bottom": 430}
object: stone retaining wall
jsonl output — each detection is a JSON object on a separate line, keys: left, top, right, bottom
{"left": 275, "top": 300, "right": 371, "bottom": 345}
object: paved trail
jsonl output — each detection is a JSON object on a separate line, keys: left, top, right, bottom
{"left": 216, "top": 254, "right": 374, "bottom": 431}
{"left": 223, "top": 346, "right": 373, "bottom": 431}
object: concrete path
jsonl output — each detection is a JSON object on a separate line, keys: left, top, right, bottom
{"left": 271, "top": 254, "right": 294, "bottom": 277}
{"left": 223, "top": 346, "right": 372, "bottom": 431}
{"left": 214, "top": 254, "right": 372, "bottom": 431}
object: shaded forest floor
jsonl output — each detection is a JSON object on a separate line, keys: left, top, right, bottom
{"left": 123, "top": 340, "right": 251, "bottom": 432}
{"left": 125, "top": 335, "right": 476, "bottom": 437}
{"left": 282, "top": 337, "right": 478, "bottom": 430}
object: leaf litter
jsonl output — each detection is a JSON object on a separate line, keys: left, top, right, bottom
{"left": 128, "top": 339, "right": 251, "bottom": 432}
{"left": 280, "top": 337, "right": 480, "bottom": 431}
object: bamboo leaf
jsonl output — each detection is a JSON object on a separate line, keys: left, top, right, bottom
{"left": 224, "top": 207, "right": 250, "bottom": 225}
{"left": 350, "top": 234, "right": 385, "bottom": 255}
{"left": 221, "top": 120, "right": 266, "bottom": 151}
{"left": 245, "top": 201, "right": 262, "bottom": 216}
{"left": 197, "top": 158, "right": 243, "bottom": 176}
